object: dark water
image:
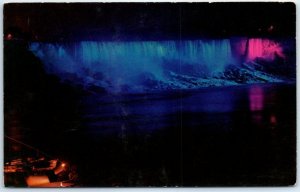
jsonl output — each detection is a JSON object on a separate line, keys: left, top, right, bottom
{"left": 5, "top": 83, "right": 296, "bottom": 186}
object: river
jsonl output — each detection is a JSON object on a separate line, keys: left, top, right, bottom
{"left": 5, "top": 83, "right": 296, "bottom": 186}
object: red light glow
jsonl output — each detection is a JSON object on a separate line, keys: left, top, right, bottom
{"left": 7, "top": 33, "right": 13, "bottom": 40}
{"left": 270, "top": 115, "right": 277, "bottom": 125}
{"left": 268, "top": 25, "right": 274, "bottom": 32}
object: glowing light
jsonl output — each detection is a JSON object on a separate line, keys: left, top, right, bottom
{"left": 26, "top": 176, "right": 50, "bottom": 187}
{"left": 61, "top": 163, "right": 66, "bottom": 168}
{"left": 7, "top": 33, "right": 12, "bottom": 40}
{"left": 270, "top": 115, "right": 277, "bottom": 125}
{"left": 268, "top": 25, "right": 274, "bottom": 32}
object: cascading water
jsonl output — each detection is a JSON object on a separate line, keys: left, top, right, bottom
{"left": 246, "top": 38, "right": 285, "bottom": 61}
{"left": 29, "top": 38, "right": 286, "bottom": 92}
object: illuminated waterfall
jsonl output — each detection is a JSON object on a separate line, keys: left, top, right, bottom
{"left": 29, "top": 38, "right": 285, "bottom": 92}
{"left": 30, "top": 39, "right": 234, "bottom": 76}
{"left": 246, "top": 38, "right": 285, "bottom": 61}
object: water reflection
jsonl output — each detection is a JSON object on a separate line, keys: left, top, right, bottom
{"left": 84, "top": 85, "right": 284, "bottom": 135}
{"left": 249, "top": 86, "right": 265, "bottom": 127}
{"left": 270, "top": 114, "right": 277, "bottom": 129}
{"left": 248, "top": 85, "right": 279, "bottom": 129}
{"left": 183, "top": 89, "right": 235, "bottom": 113}
{"left": 249, "top": 86, "right": 264, "bottom": 111}
{"left": 4, "top": 83, "right": 295, "bottom": 186}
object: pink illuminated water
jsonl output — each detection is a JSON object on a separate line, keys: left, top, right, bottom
{"left": 247, "top": 38, "right": 284, "bottom": 61}
{"left": 249, "top": 86, "right": 264, "bottom": 111}
{"left": 234, "top": 38, "right": 285, "bottom": 62}
{"left": 240, "top": 38, "right": 285, "bottom": 61}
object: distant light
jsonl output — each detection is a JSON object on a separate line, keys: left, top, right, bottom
{"left": 61, "top": 163, "right": 66, "bottom": 168}
{"left": 249, "top": 86, "right": 264, "bottom": 111}
{"left": 7, "top": 33, "right": 12, "bottom": 40}
{"left": 270, "top": 115, "right": 277, "bottom": 125}
{"left": 268, "top": 25, "right": 274, "bottom": 32}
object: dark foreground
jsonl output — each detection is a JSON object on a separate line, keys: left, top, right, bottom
{"left": 5, "top": 82, "right": 296, "bottom": 186}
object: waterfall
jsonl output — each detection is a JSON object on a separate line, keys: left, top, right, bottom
{"left": 247, "top": 38, "right": 285, "bottom": 61}
{"left": 30, "top": 39, "right": 235, "bottom": 74}
{"left": 29, "top": 38, "right": 285, "bottom": 92}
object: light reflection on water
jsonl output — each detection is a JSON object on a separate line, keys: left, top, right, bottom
{"left": 4, "top": 83, "right": 296, "bottom": 186}
{"left": 249, "top": 86, "right": 264, "bottom": 111}
{"left": 80, "top": 84, "right": 289, "bottom": 136}
{"left": 249, "top": 85, "right": 264, "bottom": 125}
{"left": 248, "top": 85, "right": 279, "bottom": 128}
{"left": 5, "top": 84, "right": 290, "bottom": 141}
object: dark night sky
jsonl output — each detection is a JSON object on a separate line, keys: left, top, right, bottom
{"left": 4, "top": 2, "right": 296, "bottom": 41}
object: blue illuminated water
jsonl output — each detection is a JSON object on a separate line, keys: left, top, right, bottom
{"left": 29, "top": 40, "right": 236, "bottom": 91}
{"left": 30, "top": 40, "right": 234, "bottom": 72}
{"left": 29, "top": 38, "right": 293, "bottom": 93}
